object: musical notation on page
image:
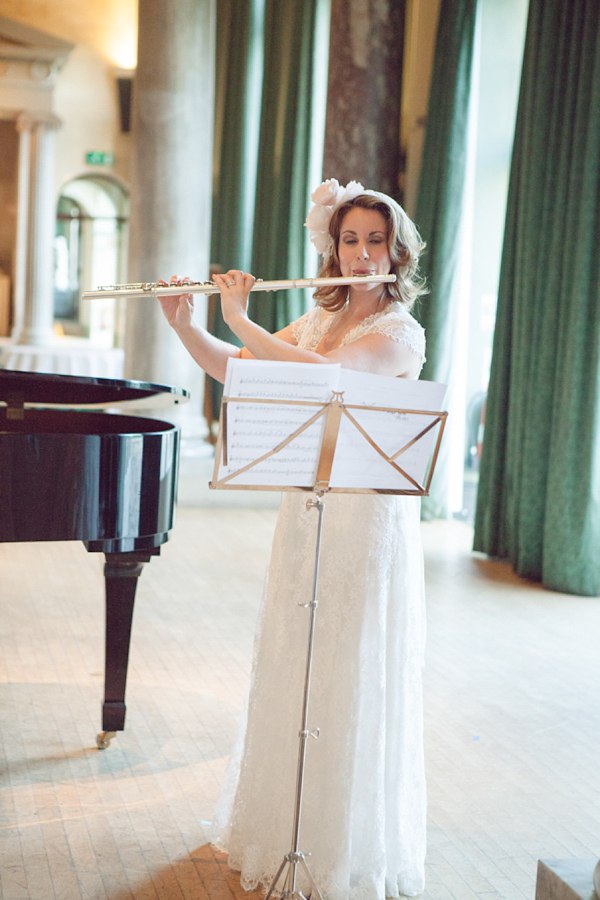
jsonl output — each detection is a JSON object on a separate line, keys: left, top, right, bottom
{"left": 212, "top": 360, "right": 447, "bottom": 495}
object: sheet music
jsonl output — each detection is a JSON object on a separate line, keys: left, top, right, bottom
{"left": 224, "top": 358, "right": 341, "bottom": 401}
{"left": 214, "top": 359, "right": 447, "bottom": 492}
{"left": 330, "top": 369, "right": 447, "bottom": 490}
{"left": 218, "top": 361, "right": 341, "bottom": 487}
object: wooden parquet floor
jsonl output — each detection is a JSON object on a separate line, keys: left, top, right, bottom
{"left": 1, "top": 502, "right": 600, "bottom": 899}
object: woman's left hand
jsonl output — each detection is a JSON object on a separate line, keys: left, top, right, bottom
{"left": 213, "top": 270, "right": 256, "bottom": 328}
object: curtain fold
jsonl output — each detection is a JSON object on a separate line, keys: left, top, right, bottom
{"left": 206, "top": 0, "right": 326, "bottom": 427}
{"left": 211, "top": 0, "right": 264, "bottom": 276}
{"left": 248, "top": 0, "right": 323, "bottom": 333}
{"left": 413, "top": 0, "right": 478, "bottom": 518}
{"left": 205, "top": 0, "right": 265, "bottom": 428}
{"left": 208, "top": 0, "right": 264, "bottom": 354}
{"left": 473, "top": 0, "right": 600, "bottom": 596}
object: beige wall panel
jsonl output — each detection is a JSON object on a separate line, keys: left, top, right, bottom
{"left": 0, "top": 0, "right": 137, "bottom": 67}
{"left": 0, "top": 1, "right": 136, "bottom": 195}
{"left": 402, "top": 0, "right": 441, "bottom": 214}
{"left": 53, "top": 44, "right": 131, "bottom": 191}
{"left": 0, "top": 121, "right": 18, "bottom": 276}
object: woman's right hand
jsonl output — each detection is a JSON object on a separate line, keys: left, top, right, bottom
{"left": 157, "top": 276, "right": 194, "bottom": 331}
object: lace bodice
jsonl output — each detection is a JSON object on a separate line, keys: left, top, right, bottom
{"left": 291, "top": 301, "right": 426, "bottom": 376}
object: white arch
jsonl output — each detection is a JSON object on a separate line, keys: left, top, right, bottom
{"left": 54, "top": 174, "right": 129, "bottom": 347}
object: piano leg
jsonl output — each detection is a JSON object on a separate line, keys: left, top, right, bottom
{"left": 97, "top": 549, "right": 158, "bottom": 748}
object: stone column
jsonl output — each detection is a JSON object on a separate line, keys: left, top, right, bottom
{"left": 12, "top": 112, "right": 61, "bottom": 345}
{"left": 125, "top": 0, "right": 216, "bottom": 440}
{"left": 323, "top": 0, "right": 406, "bottom": 199}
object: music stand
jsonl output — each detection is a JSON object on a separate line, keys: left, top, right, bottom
{"left": 210, "top": 360, "right": 447, "bottom": 900}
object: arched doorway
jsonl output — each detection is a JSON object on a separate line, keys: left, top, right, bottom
{"left": 54, "top": 174, "right": 129, "bottom": 347}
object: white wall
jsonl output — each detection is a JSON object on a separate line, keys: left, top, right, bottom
{"left": 0, "top": 0, "right": 136, "bottom": 199}
{"left": 54, "top": 44, "right": 132, "bottom": 197}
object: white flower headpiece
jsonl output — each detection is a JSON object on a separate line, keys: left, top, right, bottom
{"left": 305, "top": 178, "right": 367, "bottom": 258}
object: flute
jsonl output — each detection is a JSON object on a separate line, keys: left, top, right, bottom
{"left": 81, "top": 274, "right": 396, "bottom": 300}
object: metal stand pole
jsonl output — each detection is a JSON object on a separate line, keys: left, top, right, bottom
{"left": 265, "top": 494, "right": 326, "bottom": 900}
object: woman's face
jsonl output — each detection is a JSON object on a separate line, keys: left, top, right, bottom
{"left": 337, "top": 207, "right": 392, "bottom": 287}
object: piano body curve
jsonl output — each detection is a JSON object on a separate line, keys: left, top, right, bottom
{"left": 0, "top": 369, "right": 189, "bottom": 748}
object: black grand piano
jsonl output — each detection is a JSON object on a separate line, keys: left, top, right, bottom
{"left": 0, "top": 369, "right": 189, "bottom": 748}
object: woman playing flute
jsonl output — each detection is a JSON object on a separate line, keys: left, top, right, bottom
{"left": 159, "top": 179, "right": 429, "bottom": 900}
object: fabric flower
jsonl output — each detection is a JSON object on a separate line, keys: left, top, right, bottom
{"left": 339, "top": 181, "right": 365, "bottom": 203}
{"left": 305, "top": 178, "right": 367, "bottom": 258}
{"left": 305, "top": 204, "right": 332, "bottom": 232}
{"left": 310, "top": 178, "right": 341, "bottom": 206}
{"left": 310, "top": 230, "right": 334, "bottom": 255}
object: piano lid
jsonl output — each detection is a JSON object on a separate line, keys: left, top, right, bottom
{"left": 0, "top": 369, "right": 190, "bottom": 411}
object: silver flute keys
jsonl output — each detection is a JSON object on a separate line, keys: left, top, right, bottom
{"left": 81, "top": 274, "right": 397, "bottom": 301}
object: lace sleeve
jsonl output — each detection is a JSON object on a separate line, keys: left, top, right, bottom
{"left": 341, "top": 306, "right": 426, "bottom": 376}
{"left": 366, "top": 316, "right": 425, "bottom": 360}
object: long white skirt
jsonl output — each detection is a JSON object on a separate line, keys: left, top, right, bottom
{"left": 211, "top": 491, "right": 427, "bottom": 900}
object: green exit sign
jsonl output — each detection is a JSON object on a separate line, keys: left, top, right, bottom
{"left": 86, "top": 151, "right": 115, "bottom": 166}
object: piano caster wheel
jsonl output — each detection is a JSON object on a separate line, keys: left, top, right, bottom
{"left": 96, "top": 731, "right": 117, "bottom": 749}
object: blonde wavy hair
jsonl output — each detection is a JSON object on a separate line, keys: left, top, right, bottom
{"left": 313, "top": 193, "right": 427, "bottom": 313}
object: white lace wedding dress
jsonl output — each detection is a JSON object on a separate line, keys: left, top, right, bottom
{"left": 211, "top": 302, "right": 428, "bottom": 900}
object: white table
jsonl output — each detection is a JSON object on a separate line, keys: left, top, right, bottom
{"left": 0, "top": 340, "right": 125, "bottom": 379}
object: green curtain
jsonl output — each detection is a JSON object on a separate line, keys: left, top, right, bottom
{"left": 206, "top": 0, "right": 264, "bottom": 426}
{"left": 206, "top": 0, "right": 326, "bottom": 424}
{"left": 211, "top": 0, "right": 264, "bottom": 275}
{"left": 206, "top": 0, "right": 264, "bottom": 424}
{"left": 473, "top": 0, "right": 600, "bottom": 596}
{"left": 248, "top": 0, "right": 323, "bottom": 332}
{"left": 413, "top": 0, "right": 479, "bottom": 518}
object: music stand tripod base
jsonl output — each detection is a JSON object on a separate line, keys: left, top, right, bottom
{"left": 264, "top": 493, "right": 326, "bottom": 900}
{"left": 265, "top": 850, "right": 324, "bottom": 900}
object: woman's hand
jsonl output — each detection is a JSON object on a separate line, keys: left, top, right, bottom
{"left": 212, "top": 270, "right": 256, "bottom": 329}
{"left": 156, "top": 275, "right": 196, "bottom": 331}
